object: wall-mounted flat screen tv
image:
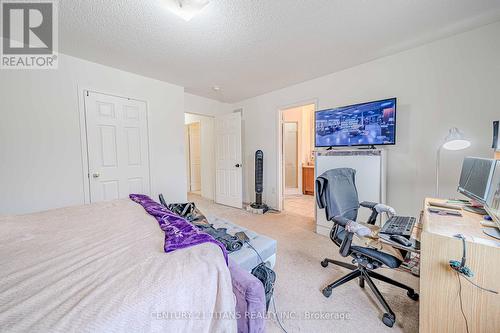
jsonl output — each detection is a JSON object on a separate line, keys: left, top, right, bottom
{"left": 315, "top": 98, "right": 397, "bottom": 148}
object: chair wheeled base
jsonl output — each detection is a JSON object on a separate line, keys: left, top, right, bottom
{"left": 320, "top": 258, "right": 419, "bottom": 328}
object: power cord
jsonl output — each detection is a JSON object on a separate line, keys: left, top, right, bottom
{"left": 450, "top": 234, "right": 498, "bottom": 333}
{"left": 270, "top": 286, "right": 288, "bottom": 333}
{"left": 246, "top": 241, "right": 264, "bottom": 263}
{"left": 456, "top": 273, "right": 470, "bottom": 333}
{"left": 449, "top": 235, "right": 498, "bottom": 294}
{"left": 462, "top": 274, "right": 498, "bottom": 294}
{"left": 244, "top": 240, "right": 288, "bottom": 333}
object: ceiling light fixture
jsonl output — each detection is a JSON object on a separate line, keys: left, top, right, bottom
{"left": 163, "top": 0, "right": 210, "bottom": 21}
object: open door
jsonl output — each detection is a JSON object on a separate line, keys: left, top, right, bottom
{"left": 215, "top": 112, "right": 243, "bottom": 208}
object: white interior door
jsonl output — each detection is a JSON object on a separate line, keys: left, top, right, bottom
{"left": 188, "top": 122, "right": 201, "bottom": 192}
{"left": 215, "top": 112, "right": 242, "bottom": 208}
{"left": 84, "top": 91, "right": 150, "bottom": 202}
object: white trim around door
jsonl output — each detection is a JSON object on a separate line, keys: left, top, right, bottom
{"left": 276, "top": 99, "right": 318, "bottom": 211}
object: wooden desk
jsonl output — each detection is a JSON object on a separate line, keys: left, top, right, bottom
{"left": 419, "top": 198, "right": 500, "bottom": 333}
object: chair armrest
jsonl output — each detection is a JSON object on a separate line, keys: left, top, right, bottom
{"left": 331, "top": 215, "right": 351, "bottom": 227}
{"left": 360, "top": 201, "right": 378, "bottom": 209}
{"left": 331, "top": 216, "right": 355, "bottom": 257}
{"left": 360, "top": 201, "right": 379, "bottom": 225}
{"left": 340, "top": 233, "right": 354, "bottom": 257}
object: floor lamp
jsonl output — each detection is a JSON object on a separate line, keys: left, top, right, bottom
{"left": 436, "top": 127, "right": 471, "bottom": 197}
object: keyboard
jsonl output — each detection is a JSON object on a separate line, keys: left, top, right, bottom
{"left": 380, "top": 216, "right": 416, "bottom": 238}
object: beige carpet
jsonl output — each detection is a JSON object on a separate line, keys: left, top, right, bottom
{"left": 283, "top": 195, "right": 316, "bottom": 219}
{"left": 189, "top": 195, "right": 419, "bottom": 333}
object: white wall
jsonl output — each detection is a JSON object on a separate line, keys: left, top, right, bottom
{"left": 185, "top": 92, "right": 232, "bottom": 116}
{"left": 185, "top": 113, "right": 216, "bottom": 200}
{"left": 0, "top": 54, "right": 186, "bottom": 214}
{"left": 232, "top": 22, "right": 500, "bottom": 216}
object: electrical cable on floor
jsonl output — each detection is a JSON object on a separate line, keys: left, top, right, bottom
{"left": 456, "top": 273, "right": 470, "bottom": 333}
{"left": 270, "top": 290, "right": 288, "bottom": 333}
{"left": 245, "top": 240, "right": 288, "bottom": 333}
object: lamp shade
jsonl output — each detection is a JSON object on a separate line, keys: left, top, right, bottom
{"left": 442, "top": 127, "right": 471, "bottom": 151}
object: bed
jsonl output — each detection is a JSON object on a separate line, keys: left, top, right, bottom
{"left": 0, "top": 199, "right": 237, "bottom": 332}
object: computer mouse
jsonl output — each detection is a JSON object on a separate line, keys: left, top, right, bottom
{"left": 389, "top": 235, "right": 412, "bottom": 247}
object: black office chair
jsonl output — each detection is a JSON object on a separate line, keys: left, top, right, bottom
{"left": 316, "top": 168, "right": 418, "bottom": 328}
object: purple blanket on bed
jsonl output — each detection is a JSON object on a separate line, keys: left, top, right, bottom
{"left": 130, "top": 194, "right": 266, "bottom": 333}
{"left": 129, "top": 194, "right": 228, "bottom": 264}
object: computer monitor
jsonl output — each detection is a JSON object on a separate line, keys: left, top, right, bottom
{"left": 457, "top": 157, "right": 495, "bottom": 204}
{"left": 485, "top": 161, "right": 500, "bottom": 233}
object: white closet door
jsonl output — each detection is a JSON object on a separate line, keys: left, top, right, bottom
{"left": 84, "top": 91, "right": 150, "bottom": 202}
{"left": 215, "top": 112, "right": 242, "bottom": 208}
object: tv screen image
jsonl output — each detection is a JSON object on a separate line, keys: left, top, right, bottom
{"left": 315, "top": 98, "right": 396, "bottom": 148}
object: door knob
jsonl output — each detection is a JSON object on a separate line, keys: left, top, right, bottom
{"left": 92, "top": 172, "right": 100, "bottom": 178}
{"left": 235, "top": 164, "right": 242, "bottom": 168}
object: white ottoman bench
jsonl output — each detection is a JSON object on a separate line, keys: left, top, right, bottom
{"left": 208, "top": 216, "right": 277, "bottom": 272}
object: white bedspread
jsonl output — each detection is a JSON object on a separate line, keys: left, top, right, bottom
{"left": 0, "top": 199, "right": 236, "bottom": 333}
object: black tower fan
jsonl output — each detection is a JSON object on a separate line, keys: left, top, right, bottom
{"left": 250, "top": 150, "right": 270, "bottom": 213}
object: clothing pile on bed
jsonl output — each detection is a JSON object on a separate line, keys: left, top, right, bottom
{"left": 156, "top": 197, "right": 278, "bottom": 310}
{"left": 159, "top": 198, "right": 245, "bottom": 252}
{"left": 130, "top": 194, "right": 269, "bottom": 333}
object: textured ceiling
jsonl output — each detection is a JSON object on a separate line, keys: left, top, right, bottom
{"left": 59, "top": 0, "right": 500, "bottom": 102}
